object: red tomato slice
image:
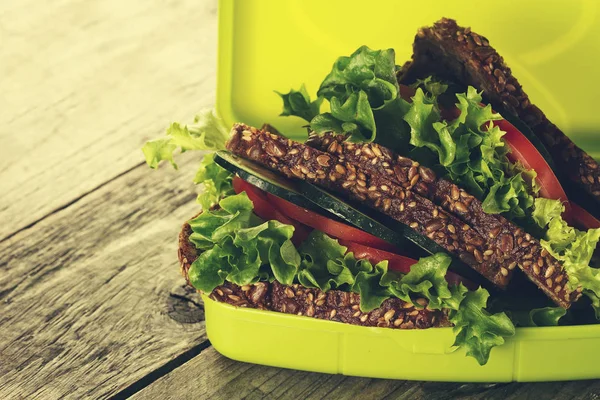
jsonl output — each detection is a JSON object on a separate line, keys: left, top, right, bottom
{"left": 235, "top": 177, "right": 400, "bottom": 251}
{"left": 235, "top": 177, "right": 395, "bottom": 251}
{"left": 495, "top": 119, "right": 573, "bottom": 219}
{"left": 232, "top": 177, "right": 311, "bottom": 244}
{"left": 232, "top": 176, "right": 268, "bottom": 201}
{"left": 571, "top": 202, "right": 600, "bottom": 230}
{"left": 339, "top": 240, "right": 415, "bottom": 274}
{"left": 264, "top": 192, "right": 398, "bottom": 252}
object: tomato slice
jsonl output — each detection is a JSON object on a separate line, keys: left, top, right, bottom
{"left": 234, "top": 177, "right": 395, "bottom": 251}
{"left": 495, "top": 119, "right": 573, "bottom": 218}
{"left": 571, "top": 202, "right": 600, "bottom": 230}
{"left": 232, "top": 177, "right": 311, "bottom": 244}
{"left": 339, "top": 240, "right": 415, "bottom": 274}
{"left": 264, "top": 192, "right": 398, "bottom": 252}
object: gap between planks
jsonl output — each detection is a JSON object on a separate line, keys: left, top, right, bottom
{"left": 110, "top": 339, "right": 213, "bottom": 400}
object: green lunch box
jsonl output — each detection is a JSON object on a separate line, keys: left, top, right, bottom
{"left": 210, "top": 0, "right": 600, "bottom": 382}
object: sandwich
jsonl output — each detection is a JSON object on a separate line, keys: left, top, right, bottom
{"left": 143, "top": 18, "right": 600, "bottom": 366}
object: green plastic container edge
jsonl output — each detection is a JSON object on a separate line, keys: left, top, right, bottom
{"left": 211, "top": 0, "right": 600, "bottom": 382}
{"left": 204, "top": 295, "right": 600, "bottom": 382}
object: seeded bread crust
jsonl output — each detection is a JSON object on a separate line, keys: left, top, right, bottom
{"left": 227, "top": 124, "right": 581, "bottom": 307}
{"left": 397, "top": 17, "right": 600, "bottom": 204}
{"left": 178, "top": 218, "right": 451, "bottom": 329}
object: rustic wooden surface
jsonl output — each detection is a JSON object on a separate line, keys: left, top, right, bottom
{"left": 1, "top": 0, "right": 599, "bottom": 399}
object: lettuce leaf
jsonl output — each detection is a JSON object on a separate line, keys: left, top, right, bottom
{"left": 142, "top": 138, "right": 178, "bottom": 169}
{"left": 142, "top": 109, "right": 233, "bottom": 209}
{"left": 308, "top": 45, "right": 411, "bottom": 146}
{"left": 412, "top": 76, "right": 449, "bottom": 98}
{"left": 276, "top": 84, "right": 323, "bottom": 123}
{"left": 449, "top": 287, "right": 516, "bottom": 365}
{"left": 532, "top": 198, "right": 600, "bottom": 317}
{"left": 188, "top": 192, "right": 301, "bottom": 292}
{"left": 353, "top": 251, "right": 514, "bottom": 364}
{"left": 142, "top": 109, "right": 228, "bottom": 169}
{"left": 402, "top": 85, "right": 536, "bottom": 220}
{"left": 386, "top": 253, "right": 457, "bottom": 310}
{"left": 297, "top": 231, "right": 381, "bottom": 295}
{"left": 352, "top": 261, "right": 396, "bottom": 312}
{"left": 317, "top": 46, "right": 399, "bottom": 109}
{"left": 447, "top": 88, "right": 536, "bottom": 219}
{"left": 194, "top": 153, "right": 235, "bottom": 210}
{"left": 403, "top": 89, "right": 456, "bottom": 166}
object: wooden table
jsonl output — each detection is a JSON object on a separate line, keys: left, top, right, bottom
{"left": 1, "top": 1, "right": 599, "bottom": 398}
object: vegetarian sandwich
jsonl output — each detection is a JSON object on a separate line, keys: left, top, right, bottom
{"left": 144, "top": 18, "right": 600, "bottom": 365}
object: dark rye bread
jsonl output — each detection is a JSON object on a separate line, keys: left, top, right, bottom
{"left": 397, "top": 17, "right": 600, "bottom": 204}
{"left": 178, "top": 218, "right": 451, "bottom": 329}
{"left": 227, "top": 124, "right": 582, "bottom": 307}
{"left": 228, "top": 124, "right": 511, "bottom": 289}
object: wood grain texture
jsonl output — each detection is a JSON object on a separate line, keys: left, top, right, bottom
{"left": 0, "top": 0, "right": 217, "bottom": 240}
{"left": 0, "top": 152, "right": 207, "bottom": 399}
{"left": 132, "top": 346, "right": 600, "bottom": 400}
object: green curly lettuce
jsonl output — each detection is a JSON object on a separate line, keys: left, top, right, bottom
{"left": 297, "top": 232, "right": 370, "bottom": 292}
{"left": 407, "top": 85, "right": 536, "bottom": 220}
{"left": 142, "top": 109, "right": 233, "bottom": 209}
{"left": 449, "top": 287, "right": 516, "bottom": 365}
{"left": 384, "top": 253, "right": 460, "bottom": 310}
{"left": 188, "top": 192, "right": 301, "bottom": 292}
{"left": 532, "top": 198, "right": 600, "bottom": 317}
{"left": 276, "top": 84, "right": 323, "bottom": 123}
{"left": 307, "top": 45, "right": 412, "bottom": 148}
{"left": 352, "top": 251, "right": 515, "bottom": 365}
{"left": 194, "top": 153, "right": 235, "bottom": 209}
{"left": 142, "top": 109, "right": 229, "bottom": 167}
{"left": 403, "top": 88, "right": 456, "bottom": 166}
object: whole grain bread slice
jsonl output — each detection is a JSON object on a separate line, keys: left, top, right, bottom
{"left": 178, "top": 216, "right": 451, "bottom": 329}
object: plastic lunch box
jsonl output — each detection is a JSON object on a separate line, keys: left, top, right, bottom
{"left": 208, "top": 0, "right": 600, "bottom": 382}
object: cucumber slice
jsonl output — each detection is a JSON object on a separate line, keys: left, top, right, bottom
{"left": 214, "top": 150, "right": 495, "bottom": 289}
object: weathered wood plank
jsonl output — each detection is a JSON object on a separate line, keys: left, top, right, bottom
{"left": 0, "top": 0, "right": 217, "bottom": 240}
{"left": 0, "top": 152, "right": 208, "bottom": 399}
{"left": 133, "top": 345, "right": 600, "bottom": 400}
